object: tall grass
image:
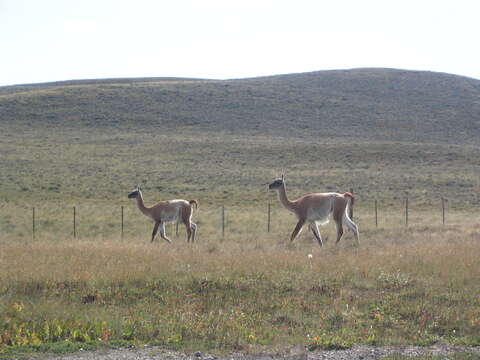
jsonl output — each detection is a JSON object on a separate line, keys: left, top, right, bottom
{"left": 1, "top": 212, "right": 479, "bottom": 354}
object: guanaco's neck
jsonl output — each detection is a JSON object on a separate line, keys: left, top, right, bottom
{"left": 136, "top": 192, "right": 151, "bottom": 216}
{"left": 276, "top": 184, "right": 296, "bottom": 213}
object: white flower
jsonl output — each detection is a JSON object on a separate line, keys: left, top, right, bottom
{"left": 307, "top": 254, "right": 313, "bottom": 259}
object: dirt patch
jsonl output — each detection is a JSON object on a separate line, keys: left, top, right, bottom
{"left": 39, "top": 342, "right": 480, "bottom": 360}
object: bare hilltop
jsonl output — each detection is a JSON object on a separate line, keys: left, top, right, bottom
{"left": 1, "top": 68, "right": 479, "bottom": 144}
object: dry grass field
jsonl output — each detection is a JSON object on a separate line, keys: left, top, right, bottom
{"left": 1, "top": 209, "right": 479, "bottom": 358}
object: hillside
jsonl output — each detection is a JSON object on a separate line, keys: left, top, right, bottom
{"left": 1, "top": 68, "right": 479, "bottom": 144}
{"left": 0, "top": 68, "right": 479, "bottom": 208}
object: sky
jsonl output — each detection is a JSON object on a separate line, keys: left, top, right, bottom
{"left": 1, "top": 0, "right": 479, "bottom": 86}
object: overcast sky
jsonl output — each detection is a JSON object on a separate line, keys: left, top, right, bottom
{"left": 1, "top": 0, "right": 479, "bottom": 86}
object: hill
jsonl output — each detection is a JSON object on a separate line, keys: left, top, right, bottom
{"left": 0, "top": 68, "right": 479, "bottom": 208}
{"left": 1, "top": 68, "right": 479, "bottom": 144}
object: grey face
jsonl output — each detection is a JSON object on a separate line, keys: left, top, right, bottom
{"left": 128, "top": 188, "right": 140, "bottom": 199}
{"left": 268, "top": 178, "right": 284, "bottom": 190}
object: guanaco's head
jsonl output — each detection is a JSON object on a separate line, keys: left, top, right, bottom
{"left": 128, "top": 185, "right": 142, "bottom": 199}
{"left": 268, "top": 175, "right": 285, "bottom": 191}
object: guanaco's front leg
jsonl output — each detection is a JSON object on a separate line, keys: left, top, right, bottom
{"left": 159, "top": 222, "right": 172, "bottom": 243}
{"left": 290, "top": 219, "right": 305, "bottom": 242}
{"left": 151, "top": 221, "right": 160, "bottom": 242}
{"left": 310, "top": 222, "right": 323, "bottom": 247}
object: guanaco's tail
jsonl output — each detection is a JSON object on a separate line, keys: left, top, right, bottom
{"left": 189, "top": 200, "right": 198, "bottom": 209}
{"left": 343, "top": 192, "right": 355, "bottom": 206}
{"left": 344, "top": 192, "right": 354, "bottom": 220}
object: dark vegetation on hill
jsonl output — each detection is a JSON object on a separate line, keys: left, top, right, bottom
{"left": 1, "top": 68, "right": 479, "bottom": 144}
{"left": 0, "top": 68, "right": 479, "bottom": 207}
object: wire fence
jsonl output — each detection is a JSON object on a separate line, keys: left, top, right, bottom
{"left": 0, "top": 195, "right": 467, "bottom": 241}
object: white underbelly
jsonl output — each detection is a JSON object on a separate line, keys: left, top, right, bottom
{"left": 162, "top": 210, "right": 179, "bottom": 222}
{"left": 306, "top": 207, "right": 331, "bottom": 225}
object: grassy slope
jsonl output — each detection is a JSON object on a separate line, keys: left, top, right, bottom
{"left": 0, "top": 68, "right": 479, "bottom": 207}
{"left": 1, "top": 68, "right": 480, "bottom": 143}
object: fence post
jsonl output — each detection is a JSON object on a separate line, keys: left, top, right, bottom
{"left": 405, "top": 196, "right": 409, "bottom": 227}
{"left": 121, "top": 206, "right": 124, "bottom": 240}
{"left": 374, "top": 199, "right": 378, "bottom": 228}
{"left": 221, "top": 205, "right": 225, "bottom": 239}
{"left": 267, "top": 203, "right": 271, "bottom": 233}
{"left": 32, "top": 207, "right": 35, "bottom": 240}
{"left": 73, "top": 206, "right": 76, "bottom": 239}
{"left": 442, "top": 198, "right": 445, "bottom": 226}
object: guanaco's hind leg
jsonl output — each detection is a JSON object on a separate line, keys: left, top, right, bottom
{"left": 309, "top": 222, "right": 324, "bottom": 247}
{"left": 343, "top": 214, "right": 360, "bottom": 245}
{"left": 184, "top": 221, "right": 197, "bottom": 243}
{"left": 333, "top": 204, "right": 345, "bottom": 245}
{"left": 190, "top": 222, "right": 197, "bottom": 242}
{"left": 158, "top": 222, "right": 172, "bottom": 243}
{"left": 151, "top": 222, "right": 160, "bottom": 242}
{"left": 335, "top": 222, "right": 344, "bottom": 244}
{"left": 290, "top": 219, "right": 305, "bottom": 242}
{"left": 182, "top": 205, "right": 197, "bottom": 243}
